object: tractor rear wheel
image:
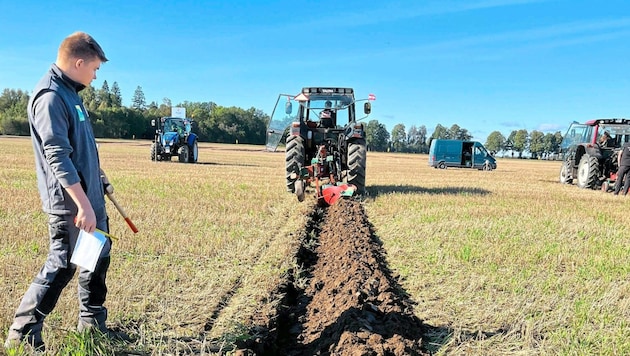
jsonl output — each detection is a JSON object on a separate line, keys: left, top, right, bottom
{"left": 347, "top": 138, "right": 367, "bottom": 195}
{"left": 188, "top": 140, "right": 198, "bottom": 163}
{"left": 178, "top": 145, "right": 190, "bottom": 163}
{"left": 286, "top": 135, "right": 305, "bottom": 193}
{"left": 576, "top": 154, "right": 600, "bottom": 189}
{"left": 559, "top": 160, "right": 573, "bottom": 184}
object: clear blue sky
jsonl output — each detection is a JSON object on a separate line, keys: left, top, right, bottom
{"left": 1, "top": 0, "right": 629, "bottom": 141}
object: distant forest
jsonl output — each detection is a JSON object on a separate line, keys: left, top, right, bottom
{"left": 0, "top": 83, "right": 563, "bottom": 157}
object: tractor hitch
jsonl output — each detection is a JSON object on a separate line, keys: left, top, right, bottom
{"left": 290, "top": 165, "right": 357, "bottom": 206}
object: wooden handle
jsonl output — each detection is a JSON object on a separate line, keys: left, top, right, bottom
{"left": 106, "top": 193, "right": 138, "bottom": 233}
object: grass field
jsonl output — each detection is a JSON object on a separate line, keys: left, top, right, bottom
{"left": 0, "top": 136, "right": 629, "bottom": 355}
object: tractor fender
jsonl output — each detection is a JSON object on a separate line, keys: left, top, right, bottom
{"left": 584, "top": 145, "right": 603, "bottom": 160}
{"left": 574, "top": 144, "right": 602, "bottom": 166}
{"left": 187, "top": 133, "right": 198, "bottom": 147}
{"left": 343, "top": 121, "right": 365, "bottom": 140}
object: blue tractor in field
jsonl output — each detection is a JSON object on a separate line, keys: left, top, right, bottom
{"left": 150, "top": 116, "right": 199, "bottom": 163}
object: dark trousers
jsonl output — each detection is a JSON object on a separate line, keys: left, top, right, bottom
{"left": 614, "top": 165, "right": 630, "bottom": 195}
{"left": 7, "top": 212, "right": 111, "bottom": 343}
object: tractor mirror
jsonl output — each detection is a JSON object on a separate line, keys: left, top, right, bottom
{"left": 151, "top": 119, "right": 156, "bottom": 127}
{"left": 364, "top": 102, "right": 371, "bottom": 115}
{"left": 285, "top": 101, "right": 293, "bottom": 115}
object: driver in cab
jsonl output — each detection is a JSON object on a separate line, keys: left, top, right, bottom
{"left": 319, "top": 100, "right": 336, "bottom": 128}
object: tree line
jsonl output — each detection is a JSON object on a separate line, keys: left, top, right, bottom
{"left": 0, "top": 83, "right": 269, "bottom": 144}
{"left": 0, "top": 84, "right": 564, "bottom": 157}
{"left": 364, "top": 121, "right": 564, "bottom": 158}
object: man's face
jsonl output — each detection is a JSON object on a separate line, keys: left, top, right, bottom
{"left": 74, "top": 58, "right": 102, "bottom": 86}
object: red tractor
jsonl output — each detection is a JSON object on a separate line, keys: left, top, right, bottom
{"left": 559, "top": 118, "right": 630, "bottom": 191}
{"left": 266, "top": 87, "right": 375, "bottom": 205}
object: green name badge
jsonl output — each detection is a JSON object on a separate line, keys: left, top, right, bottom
{"left": 75, "top": 105, "right": 86, "bottom": 122}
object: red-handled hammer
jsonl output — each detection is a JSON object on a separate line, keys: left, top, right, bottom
{"left": 105, "top": 185, "right": 138, "bottom": 233}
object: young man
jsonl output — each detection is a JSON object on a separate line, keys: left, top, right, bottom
{"left": 5, "top": 32, "right": 114, "bottom": 351}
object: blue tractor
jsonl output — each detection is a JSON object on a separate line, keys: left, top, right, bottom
{"left": 150, "top": 116, "right": 199, "bottom": 163}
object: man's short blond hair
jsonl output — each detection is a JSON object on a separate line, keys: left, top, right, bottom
{"left": 58, "top": 32, "right": 108, "bottom": 63}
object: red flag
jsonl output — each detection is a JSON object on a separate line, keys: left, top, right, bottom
{"left": 368, "top": 93, "right": 376, "bottom": 101}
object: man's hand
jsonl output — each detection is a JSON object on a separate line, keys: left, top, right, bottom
{"left": 65, "top": 183, "right": 97, "bottom": 233}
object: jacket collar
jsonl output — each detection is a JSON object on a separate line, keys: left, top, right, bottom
{"left": 51, "top": 63, "right": 86, "bottom": 92}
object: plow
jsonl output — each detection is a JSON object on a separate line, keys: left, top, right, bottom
{"left": 289, "top": 140, "right": 357, "bottom": 206}
{"left": 267, "top": 87, "right": 374, "bottom": 206}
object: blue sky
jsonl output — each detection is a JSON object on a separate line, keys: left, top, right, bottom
{"left": 1, "top": 0, "right": 630, "bottom": 141}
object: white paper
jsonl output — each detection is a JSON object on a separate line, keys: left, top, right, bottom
{"left": 71, "top": 230, "right": 107, "bottom": 272}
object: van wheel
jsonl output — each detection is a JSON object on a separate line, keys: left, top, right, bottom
{"left": 438, "top": 162, "right": 447, "bottom": 169}
{"left": 483, "top": 161, "right": 493, "bottom": 171}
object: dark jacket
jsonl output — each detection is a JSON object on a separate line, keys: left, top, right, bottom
{"left": 28, "top": 64, "right": 106, "bottom": 217}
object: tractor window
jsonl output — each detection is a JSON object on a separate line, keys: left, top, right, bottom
{"left": 600, "top": 124, "right": 630, "bottom": 147}
{"left": 561, "top": 124, "right": 589, "bottom": 150}
{"left": 164, "top": 119, "right": 185, "bottom": 133}
{"left": 305, "top": 97, "right": 352, "bottom": 126}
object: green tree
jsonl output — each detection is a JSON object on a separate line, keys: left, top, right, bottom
{"left": 0, "top": 89, "right": 30, "bottom": 135}
{"left": 180, "top": 101, "right": 216, "bottom": 141}
{"left": 431, "top": 124, "right": 449, "bottom": 140}
{"left": 513, "top": 129, "right": 529, "bottom": 158}
{"left": 365, "top": 120, "right": 389, "bottom": 151}
{"left": 554, "top": 131, "right": 564, "bottom": 152}
{"left": 131, "top": 86, "right": 146, "bottom": 110}
{"left": 97, "top": 80, "right": 112, "bottom": 109}
{"left": 485, "top": 131, "right": 506, "bottom": 154}
{"left": 79, "top": 85, "right": 98, "bottom": 112}
{"left": 111, "top": 82, "right": 122, "bottom": 107}
{"left": 407, "top": 125, "right": 426, "bottom": 153}
{"left": 417, "top": 125, "right": 429, "bottom": 153}
{"left": 529, "top": 130, "right": 545, "bottom": 159}
{"left": 449, "top": 124, "right": 473, "bottom": 140}
{"left": 542, "top": 133, "right": 556, "bottom": 159}
{"left": 391, "top": 123, "right": 407, "bottom": 152}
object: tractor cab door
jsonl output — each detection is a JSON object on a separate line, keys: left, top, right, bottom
{"left": 266, "top": 94, "right": 299, "bottom": 152}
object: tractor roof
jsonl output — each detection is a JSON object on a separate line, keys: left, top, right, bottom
{"left": 298, "top": 87, "right": 355, "bottom": 105}
{"left": 301, "top": 87, "right": 354, "bottom": 95}
{"left": 584, "top": 118, "right": 630, "bottom": 126}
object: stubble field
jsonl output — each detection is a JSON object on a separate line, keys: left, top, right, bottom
{"left": 0, "top": 136, "right": 629, "bottom": 355}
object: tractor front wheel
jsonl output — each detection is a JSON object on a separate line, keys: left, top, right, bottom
{"left": 295, "top": 179, "right": 305, "bottom": 202}
{"left": 559, "top": 160, "right": 573, "bottom": 184}
{"left": 347, "top": 139, "right": 367, "bottom": 195}
{"left": 576, "top": 154, "right": 600, "bottom": 189}
{"left": 150, "top": 142, "right": 160, "bottom": 161}
{"left": 286, "top": 135, "right": 305, "bottom": 193}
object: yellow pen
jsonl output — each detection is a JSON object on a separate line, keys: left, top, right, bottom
{"left": 95, "top": 228, "right": 118, "bottom": 240}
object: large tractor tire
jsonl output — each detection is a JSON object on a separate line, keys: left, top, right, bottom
{"left": 347, "top": 138, "right": 367, "bottom": 195}
{"left": 559, "top": 160, "right": 573, "bottom": 184}
{"left": 150, "top": 142, "right": 161, "bottom": 161}
{"left": 178, "top": 145, "right": 190, "bottom": 163}
{"left": 188, "top": 140, "right": 199, "bottom": 163}
{"left": 576, "top": 154, "right": 600, "bottom": 189}
{"left": 285, "top": 135, "right": 305, "bottom": 193}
